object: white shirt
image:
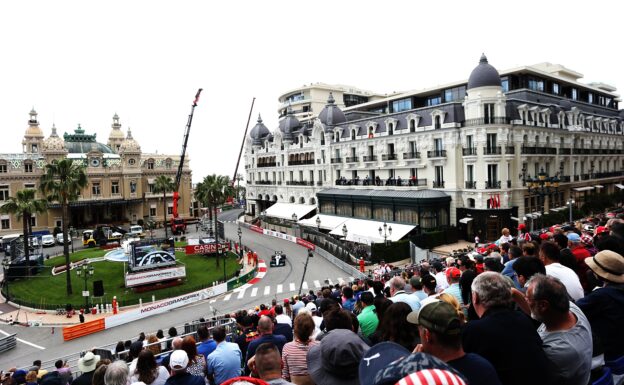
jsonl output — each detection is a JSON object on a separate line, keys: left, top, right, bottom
{"left": 545, "top": 263, "right": 585, "bottom": 301}
{"left": 434, "top": 271, "right": 449, "bottom": 292}
{"left": 498, "top": 234, "right": 513, "bottom": 244}
{"left": 275, "top": 314, "right": 292, "bottom": 326}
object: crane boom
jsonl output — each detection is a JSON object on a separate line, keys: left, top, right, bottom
{"left": 173, "top": 88, "right": 202, "bottom": 220}
{"left": 232, "top": 97, "right": 256, "bottom": 186}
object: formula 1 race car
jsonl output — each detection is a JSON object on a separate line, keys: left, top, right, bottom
{"left": 270, "top": 251, "right": 286, "bottom": 267}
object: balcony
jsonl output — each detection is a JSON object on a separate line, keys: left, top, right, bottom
{"left": 257, "top": 162, "right": 276, "bottom": 168}
{"left": 382, "top": 153, "right": 398, "bottom": 161}
{"left": 580, "top": 174, "right": 591, "bottom": 180}
{"left": 316, "top": 181, "right": 323, "bottom": 186}
{"left": 559, "top": 176, "right": 571, "bottom": 183}
{"left": 289, "top": 160, "right": 315, "bottom": 166}
{"left": 403, "top": 152, "right": 421, "bottom": 159}
{"left": 465, "top": 181, "right": 476, "bottom": 189}
{"left": 427, "top": 150, "right": 447, "bottom": 158}
{"left": 286, "top": 181, "right": 314, "bottom": 186}
{"left": 505, "top": 146, "right": 515, "bottom": 154}
{"left": 558, "top": 148, "right": 571, "bottom": 155}
{"left": 521, "top": 146, "right": 557, "bottom": 155}
{"left": 572, "top": 148, "right": 590, "bottom": 155}
{"left": 462, "top": 148, "right": 477, "bottom": 156}
{"left": 464, "top": 117, "right": 508, "bottom": 126}
{"left": 595, "top": 171, "right": 624, "bottom": 178}
{"left": 484, "top": 146, "right": 502, "bottom": 155}
{"left": 345, "top": 156, "right": 360, "bottom": 163}
{"left": 432, "top": 180, "right": 445, "bottom": 188}
{"left": 330, "top": 157, "right": 342, "bottom": 164}
{"left": 363, "top": 155, "right": 377, "bottom": 162}
{"left": 256, "top": 180, "right": 275, "bottom": 185}
{"left": 335, "top": 178, "right": 427, "bottom": 187}
{"left": 485, "top": 180, "right": 501, "bottom": 189}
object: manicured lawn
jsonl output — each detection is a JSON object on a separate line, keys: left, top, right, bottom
{"left": 8, "top": 248, "right": 240, "bottom": 309}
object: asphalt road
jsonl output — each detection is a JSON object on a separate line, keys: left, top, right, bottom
{"left": 0, "top": 209, "right": 350, "bottom": 369}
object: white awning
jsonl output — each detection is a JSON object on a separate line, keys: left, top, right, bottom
{"left": 616, "top": 184, "right": 624, "bottom": 190}
{"left": 298, "top": 214, "right": 348, "bottom": 231}
{"left": 510, "top": 217, "right": 519, "bottom": 221}
{"left": 264, "top": 202, "right": 316, "bottom": 221}
{"left": 458, "top": 217, "right": 473, "bottom": 224}
{"left": 573, "top": 186, "right": 595, "bottom": 192}
{"left": 595, "top": 185, "right": 604, "bottom": 189}
{"left": 329, "top": 218, "right": 415, "bottom": 245}
{"left": 551, "top": 207, "right": 566, "bottom": 212}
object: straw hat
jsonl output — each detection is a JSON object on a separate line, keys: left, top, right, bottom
{"left": 585, "top": 250, "right": 624, "bottom": 284}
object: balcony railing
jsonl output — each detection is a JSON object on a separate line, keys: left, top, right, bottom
{"left": 521, "top": 146, "right": 557, "bottom": 155}
{"left": 382, "top": 154, "right": 398, "bottom": 161}
{"left": 595, "top": 171, "right": 624, "bottom": 178}
{"left": 257, "top": 162, "right": 276, "bottom": 168}
{"left": 559, "top": 175, "right": 571, "bottom": 183}
{"left": 316, "top": 181, "right": 323, "bottom": 186}
{"left": 572, "top": 149, "right": 590, "bottom": 155}
{"left": 289, "top": 160, "right": 315, "bottom": 166}
{"left": 345, "top": 156, "right": 359, "bottom": 163}
{"left": 330, "top": 157, "right": 342, "bottom": 164}
{"left": 335, "top": 178, "right": 427, "bottom": 187}
{"left": 427, "top": 150, "right": 447, "bottom": 158}
{"left": 403, "top": 152, "right": 421, "bottom": 159}
{"left": 432, "top": 180, "right": 445, "bottom": 188}
{"left": 580, "top": 174, "right": 591, "bottom": 180}
{"left": 462, "top": 148, "right": 477, "bottom": 156}
{"left": 484, "top": 146, "right": 502, "bottom": 155}
{"left": 256, "top": 180, "right": 275, "bottom": 185}
{"left": 485, "top": 180, "right": 501, "bottom": 189}
{"left": 363, "top": 155, "right": 377, "bottom": 162}
{"left": 465, "top": 181, "right": 476, "bottom": 189}
{"left": 558, "top": 148, "right": 571, "bottom": 155}
{"left": 286, "top": 181, "right": 314, "bottom": 186}
{"left": 464, "top": 117, "right": 508, "bottom": 126}
{"left": 505, "top": 146, "right": 515, "bottom": 154}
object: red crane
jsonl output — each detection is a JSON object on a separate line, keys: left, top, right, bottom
{"left": 171, "top": 88, "right": 202, "bottom": 234}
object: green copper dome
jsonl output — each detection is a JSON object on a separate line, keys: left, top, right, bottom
{"left": 63, "top": 124, "right": 114, "bottom": 154}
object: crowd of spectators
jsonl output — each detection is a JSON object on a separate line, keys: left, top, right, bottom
{"left": 5, "top": 215, "right": 624, "bottom": 385}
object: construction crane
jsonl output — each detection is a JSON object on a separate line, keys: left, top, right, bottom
{"left": 171, "top": 88, "right": 202, "bottom": 234}
{"left": 231, "top": 97, "right": 255, "bottom": 205}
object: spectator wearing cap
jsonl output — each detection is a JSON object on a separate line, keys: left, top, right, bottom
{"left": 104, "top": 361, "right": 128, "bottom": 385}
{"left": 539, "top": 241, "right": 584, "bottom": 301}
{"left": 577, "top": 250, "right": 624, "bottom": 360}
{"left": 164, "top": 350, "right": 204, "bottom": 385}
{"left": 409, "top": 276, "right": 428, "bottom": 302}
{"left": 357, "top": 292, "right": 379, "bottom": 338}
{"left": 567, "top": 232, "right": 591, "bottom": 291}
{"left": 71, "top": 352, "right": 100, "bottom": 385}
{"left": 462, "top": 272, "right": 554, "bottom": 385}
{"left": 442, "top": 268, "right": 464, "bottom": 310}
{"left": 525, "top": 274, "right": 592, "bottom": 385}
{"left": 388, "top": 277, "right": 421, "bottom": 311}
{"left": 409, "top": 301, "right": 501, "bottom": 385}
{"left": 517, "top": 223, "right": 531, "bottom": 243}
{"left": 512, "top": 256, "right": 546, "bottom": 293}
{"left": 307, "top": 329, "right": 369, "bottom": 385}
{"left": 281, "top": 313, "right": 318, "bottom": 384}
{"left": 273, "top": 314, "right": 294, "bottom": 343}
{"left": 206, "top": 326, "right": 242, "bottom": 385}
{"left": 246, "top": 316, "right": 287, "bottom": 374}
{"left": 432, "top": 262, "right": 448, "bottom": 292}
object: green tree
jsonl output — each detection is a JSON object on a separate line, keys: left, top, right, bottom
{"left": 153, "top": 175, "right": 175, "bottom": 239}
{"left": 39, "top": 159, "right": 87, "bottom": 295}
{"left": 0, "top": 189, "right": 48, "bottom": 276}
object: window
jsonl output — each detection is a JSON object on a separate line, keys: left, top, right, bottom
{"left": 487, "top": 133, "right": 497, "bottom": 150}
{"left": 444, "top": 86, "right": 466, "bottom": 102}
{"left": 552, "top": 83, "right": 560, "bottom": 95}
{"left": 426, "top": 96, "right": 441, "bottom": 106}
{"left": 29, "top": 215, "right": 36, "bottom": 227}
{"left": 31, "top": 144, "right": 38, "bottom": 153}
{"left": 434, "top": 138, "right": 443, "bottom": 152}
{"left": 571, "top": 88, "right": 578, "bottom": 100}
{"left": 147, "top": 160, "right": 154, "bottom": 170}
{"left": 111, "top": 181, "right": 120, "bottom": 194}
{"left": 392, "top": 98, "right": 412, "bottom": 112}
{"left": 501, "top": 78, "right": 509, "bottom": 93}
{"left": 0, "top": 185, "right": 8, "bottom": 201}
{"left": 587, "top": 93, "right": 593, "bottom": 104}
{"left": 1, "top": 218, "right": 9, "bottom": 230}
{"left": 165, "top": 159, "right": 172, "bottom": 169}
{"left": 351, "top": 130, "right": 356, "bottom": 140}
{"left": 24, "top": 162, "right": 33, "bottom": 173}
{"left": 92, "top": 182, "right": 101, "bottom": 196}
{"left": 289, "top": 171, "right": 293, "bottom": 182}
{"left": 467, "top": 165, "right": 474, "bottom": 182}
{"left": 167, "top": 205, "right": 173, "bottom": 215}
{"left": 487, "top": 164, "right": 498, "bottom": 183}
{"left": 150, "top": 207, "right": 157, "bottom": 217}
{"left": 25, "top": 183, "right": 35, "bottom": 190}
{"left": 148, "top": 183, "right": 155, "bottom": 193}
{"left": 434, "top": 116, "right": 441, "bottom": 129}
{"left": 528, "top": 77, "right": 544, "bottom": 92}
{"left": 435, "top": 166, "right": 444, "bottom": 184}
{"left": 388, "top": 123, "right": 393, "bottom": 135}
{"left": 466, "top": 135, "right": 473, "bottom": 149}
{"left": 410, "top": 168, "right": 417, "bottom": 178}
{"left": 0, "top": 163, "right": 6, "bottom": 173}
{"left": 484, "top": 103, "right": 495, "bottom": 123}
{"left": 409, "top": 119, "right": 416, "bottom": 132}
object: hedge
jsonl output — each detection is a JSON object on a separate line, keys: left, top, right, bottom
{"left": 371, "top": 240, "right": 410, "bottom": 263}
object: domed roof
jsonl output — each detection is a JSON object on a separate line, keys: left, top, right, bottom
{"left": 42, "top": 124, "right": 67, "bottom": 153}
{"left": 559, "top": 99, "right": 573, "bottom": 111}
{"left": 249, "top": 114, "right": 271, "bottom": 146}
{"left": 278, "top": 106, "right": 300, "bottom": 141}
{"left": 467, "top": 54, "right": 501, "bottom": 90}
{"left": 63, "top": 124, "right": 114, "bottom": 154}
{"left": 108, "top": 113, "right": 125, "bottom": 140}
{"left": 318, "top": 93, "right": 346, "bottom": 128}
{"left": 24, "top": 108, "right": 44, "bottom": 138}
{"left": 119, "top": 127, "right": 141, "bottom": 153}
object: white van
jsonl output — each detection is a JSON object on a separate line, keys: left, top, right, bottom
{"left": 1, "top": 233, "right": 22, "bottom": 254}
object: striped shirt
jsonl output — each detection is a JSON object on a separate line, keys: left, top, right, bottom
{"left": 281, "top": 339, "right": 319, "bottom": 380}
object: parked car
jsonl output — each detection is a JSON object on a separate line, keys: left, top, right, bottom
{"left": 129, "top": 225, "right": 145, "bottom": 238}
{"left": 56, "top": 233, "right": 70, "bottom": 245}
{"left": 41, "top": 234, "right": 55, "bottom": 247}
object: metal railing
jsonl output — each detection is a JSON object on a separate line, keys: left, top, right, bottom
{"left": 485, "top": 180, "right": 501, "bottom": 189}
{"left": 462, "top": 148, "right": 477, "bottom": 156}
{"left": 345, "top": 156, "right": 359, "bottom": 163}
{"left": 464, "top": 117, "right": 508, "bottom": 126}
{"left": 382, "top": 154, "right": 398, "bottom": 161}
{"left": 505, "top": 146, "right": 515, "bottom": 154}
{"left": 289, "top": 160, "right": 315, "bottom": 166}
{"left": 257, "top": 162, "right": 276, "bottom": 168}
{"left": 465, "top": 181, "right": 476, "bottom": 189}
{"left": 363, "top": 155, "right": 377, "bottom": 162}
{"left": 403, "top": 152, "right": 421, "bottom": 159}
{"left": 427, "top": 150, "right": 446, "bottom": 158}
{"left": 330, "top": 157, "right": 342, "bottom": 164}
{"left": 432, "top": 180, "right": 445, "bottom": 188}
{"left": 286, "top": 181, "right": 314, "bottom": 186}
{"left": 484, "top": 146, "right": 502, "bottom": 155}
{"left": 255, "top": 180, "right": 275, "bottom": 185}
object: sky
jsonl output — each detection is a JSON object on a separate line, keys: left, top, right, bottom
{"left": 1, "top": 0, "right": 622, "bottom": 183}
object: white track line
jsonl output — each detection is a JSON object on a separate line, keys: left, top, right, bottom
{"left": 276, "top": 284, "right": 283, "bottom": 294}
{"left": 338, "top": 277, "right": 345, "bottom": 284}
{"left": 314, "top": 280, "right": 321, "bottom": 288}
{"left": 250, "top": 288, "right": 258, "bottom": 297}
{"left": 289, "top": 283, "right": 296, "bottom": 292}
{"left": 223, "top": 294, "right": 232, "bottom": 301}
{"left": 302, "top": 282, "right": 308, "bottom": 290}
{"left": 264, "top": 286, "right": 270, "bottom": 295}
{"left": 237, "top": 289, "right": 246, "bottom": 299}
{"left": 0, "top": 329, "right": 45, "bottom": 350}
{"left": 210, "top": 299, "right": 216, "bottom": 303}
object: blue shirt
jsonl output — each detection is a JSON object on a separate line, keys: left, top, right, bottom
{"left": 411, "top": 290, "right": 428, "bottom": 302}
{"left": 448, "top": 353, "right": 502, "bottom": 385}
{"left": 501, "top": 259, "right": 520, "bottom": 288}
{"left": 207, "top": 342, "right": 242, "bottom": 385}
{"left": 197, "top": 339, "right": 217, "bottom": 361}
{"left": 443, "top": 283, "right": 464, "bottom": 306}
{"left": 390, "top": 291, "right": 421, "bottom": 311}
{"left": 343, "top": 298, "right": 356, "bottom": 312}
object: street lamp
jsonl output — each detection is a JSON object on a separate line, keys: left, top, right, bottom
{"left": 220, "top": 249, "right": 226, "bottom": 283}
{"left": 76, "top": 264, "right": 94, "bottom": 311}
{"left": 378, "top": 222, "right": 392, "bottom": 245}
{"left": 237, "top": 224, "right": 243, "bottom": 257}
{"left": 523, "top": 167, "right": 559, "bottom": 229}
{"left": 567, "top": 198, "right": 575, "bottom": 223}
{"left": 298, "top": 249, "right": 313, "bottom": 296}
{"left": 2, "top": 258, "right": 10, "bottom": 302}
{"left": 316, "top": 216, "right": 321, "bottom": 232}
{"left": 235, "top": 174, "right": 243, "bottom": 207}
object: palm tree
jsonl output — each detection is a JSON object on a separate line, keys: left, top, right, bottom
{"left": 0, "top": 189, "right": 47, "bottom": 276}
{"left": 40, "top": 159, "right": 87, "bottom": 295}
{"left": 153, "top": 175, "right": 175, "bottom": 238}
{"left": 197, "top": 174, "right": 234, "bottom": 267}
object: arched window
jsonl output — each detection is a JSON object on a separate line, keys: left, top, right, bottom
{"left": 409, "top": 119, "right": 416, "bottom": 132}
{"left": 467, "top": 198, "right": 475, "bottom": 208}
{"left": 434, "top": 116, "right": 441, "bottom": 129}
{"left": 290, "top": 196, "right": 295, "bottom": 203}
{"left": 309, "top": 197, "right": 316, "bottom": 205}
{"left": 388, "top": 123, "right": 394, "bottom": 136}
{"left": 320, "top": 132, "right": 325, "bottom": 146}
{"left": 335, "top": 132, "right": 340, "bottom": 142}
{"left": 299, "top": 197, "right": 305, "bottom": 204}
{"left": 351, "top": 130, "right": 356, "bottom": 140}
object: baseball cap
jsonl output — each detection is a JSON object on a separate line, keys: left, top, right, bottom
{"left": 567, "top": 232, "right": 581, "bottom": 242}
{"left": 358, "top": 342, "right": 410, "bottom": 385}
{"left": 368, "top": 352, "right": 466, "bottom": 385}
{"left": 445, "top": 267, "right": 461, "bottom": 280}
{"left": 305, "top": 302, "right": 317, "bottom": 311}
{"left": 518, "top": 223, "right": 526, "bottom": 230}
{"left": 539, "top": 233, "right": 549, "bottom": 240}
{"left": 395, "top": 369, "right": 467, "bottom": 385}
{"left": 169, "top": 350, "right": 189, "bottom": 369}
{"left": 406, "top": 301, "right": 461, "bottom": 336}
{"left": 595, "top": 226, "right": 608, "bottom": 235}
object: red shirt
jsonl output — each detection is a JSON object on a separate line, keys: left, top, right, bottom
{"left": 571, "top": 244, "right": 591, "bottom": 291}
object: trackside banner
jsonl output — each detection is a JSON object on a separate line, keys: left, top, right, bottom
{"left": 296, "top": 238, "right": 315, "bottom": 250}
{"left": 185, "top": 243, "right": 231, "bottom": 255}
{"left": 125, "top": 266, "right": 187, "bottom": 288}
{"left": 104, "top": 284, "right": 227, "bottom": 329}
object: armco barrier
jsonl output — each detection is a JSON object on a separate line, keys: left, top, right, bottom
{"left": 62, "top": 318, "right": 105, "bottom": 341}
{"left": 0, "top": 333, "right": 16, "bottom": 353}
{"left": 227, "top": 266, "right": 258, "bottom": 291}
